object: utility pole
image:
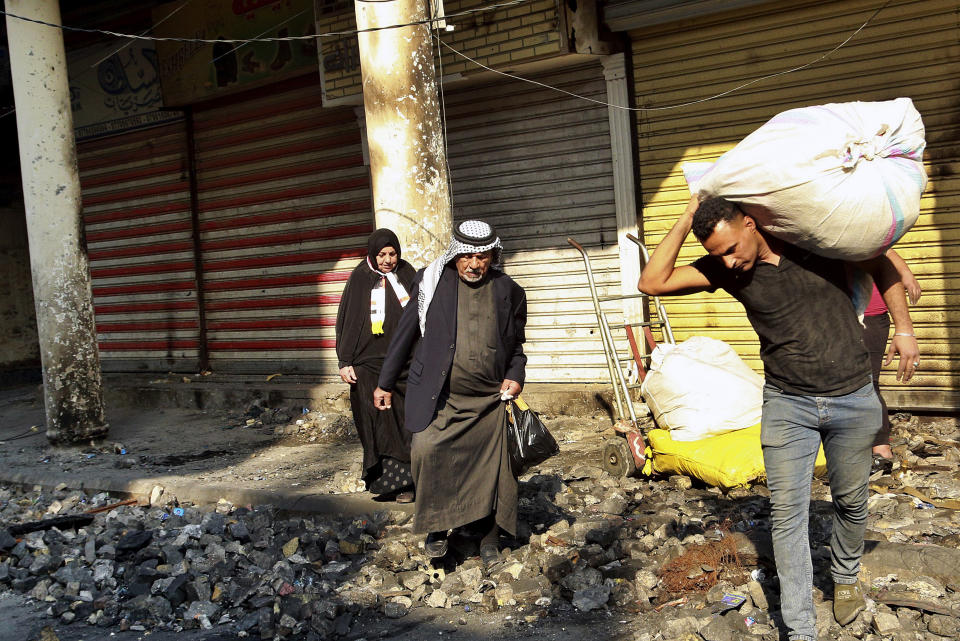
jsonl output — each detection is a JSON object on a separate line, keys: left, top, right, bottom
{"left": 354, "top": 0, "right": 452, "bottom": 266}
{"left": 6, "top": 0, "right": 108, "bottom": 443}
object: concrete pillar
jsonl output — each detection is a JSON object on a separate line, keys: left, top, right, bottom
{"left": 6, "top": 0, "right": 107, "bottom": 443}
{"left": 355, "top": 0, "right": 452, "bottom": 266}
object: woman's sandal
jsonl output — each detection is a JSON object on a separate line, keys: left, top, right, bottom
{"left": 395, "top": 491, "right": 415, "bottom": 504}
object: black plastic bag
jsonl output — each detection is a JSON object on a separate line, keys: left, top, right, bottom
{"left": 505, "top": 397, "right": 559, "bottom": 475}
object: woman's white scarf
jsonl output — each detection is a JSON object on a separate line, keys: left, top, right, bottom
{"left": 367, "top": 257, "right": 410, "bottom": 335}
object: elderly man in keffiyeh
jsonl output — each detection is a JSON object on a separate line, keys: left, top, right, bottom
{"left": 375, "top": 220, "right": 527, "bottom": 566}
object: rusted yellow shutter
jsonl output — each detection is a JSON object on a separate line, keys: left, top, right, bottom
{"left": 629, "top": 0, "right": 960, "bottom": 410}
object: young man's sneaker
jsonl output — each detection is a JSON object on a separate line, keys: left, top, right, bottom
{"left": 833, "top": 581, "right": 866, "bottom": 625}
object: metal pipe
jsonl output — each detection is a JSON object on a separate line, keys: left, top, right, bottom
{"left": 184, "top": 108, "right": 210, "bottom": 372}
{"left": 627, "top": 233, "right": 675, "bottom": 344}
{"left": 567, "top": 237, "right": 628, "bottom": 424}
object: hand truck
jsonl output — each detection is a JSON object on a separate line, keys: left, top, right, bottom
{"left": 567, "top": 233, "right": 675, "bottom": 477}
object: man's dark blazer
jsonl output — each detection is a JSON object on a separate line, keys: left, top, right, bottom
{"left": 377, "top": 263, "right": 527, "bottom": 433}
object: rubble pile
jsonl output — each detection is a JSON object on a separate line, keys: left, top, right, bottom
{"left": 0, "top": 415, "right": 958, "bottom": 640}
{"left": 229, "top": 403, "right": 359, "bottom": 446}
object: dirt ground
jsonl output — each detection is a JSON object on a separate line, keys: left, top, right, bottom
{"left": 0, "top": 384, "right": 614, "bottom": 501}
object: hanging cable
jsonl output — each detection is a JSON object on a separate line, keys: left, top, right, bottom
{"left": 0, "top": 0, "right": 893, "bottom": 120}
{"left": 90, "top": 0, "right": 194, "bottom": 68}
{"left": 211, "top": 6, "right": 312, "bottom": 65}
{"left": 0, "top": 0, "right": 534, "bottom": 44}
{"left": 437, "top": 0, "right": 893, "bottom": 112}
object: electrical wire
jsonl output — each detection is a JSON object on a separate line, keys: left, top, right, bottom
{"left": 211, "top": 6, "right": 312, "bottom": 65}
{"left": 1, "top": 1, "right": 199, "bottom": 123}
{"left": 3, "top": 0, "right": 891, "bottom": 114}
{"left": 0, "top": 426, "right": 44, "bottom": 442}
{"left": 90, "top": 0, "right": 193, "bottom": 68}
{"left": 0, "top": 0, "right": 533, "bottom": 44}
{"left": 438, "top": 0, "right": 894, "bottom": 112}
{"left": 0, "top": 431, "right": 44, "bottom": 442}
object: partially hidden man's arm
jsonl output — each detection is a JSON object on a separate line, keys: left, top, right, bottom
{"left": 377, "top": 278, "right": 422, "bottom": 391}
{"left": 503, "top": 286, "right": 527, "bottom": 389}
{"left": 855, "top": 254, "right": 920, "bottom": 381}
{"left": 638, "top": 194, "right": 713, "bottom": 296}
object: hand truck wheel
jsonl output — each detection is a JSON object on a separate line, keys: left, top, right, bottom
{"left": 602, "top": 437, "right": 637, "bottom": 478}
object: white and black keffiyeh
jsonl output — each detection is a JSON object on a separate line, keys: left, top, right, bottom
{"left": 417, "top": 220, "right": 503, "bottom": 336}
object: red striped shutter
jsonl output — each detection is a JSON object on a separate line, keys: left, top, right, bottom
{"left": 192, "top": 76, "right": 372, "bottom": 374}
{"left": 80, "top": 120, "right": 202, "bottom": 372}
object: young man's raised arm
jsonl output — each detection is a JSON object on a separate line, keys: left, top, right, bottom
{"left": 638, "top": 194, "right": 713, "bottom": 296}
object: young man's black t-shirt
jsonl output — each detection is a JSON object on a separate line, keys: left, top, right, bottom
{"left": 692, "top": 243, "right": 871, "bottom": 396}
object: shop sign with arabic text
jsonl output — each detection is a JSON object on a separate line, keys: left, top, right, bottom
{"left": 152, "top": 0, "right": 318, "bottom": 107}
{"left": 69, "top": 42, "right": 183, "bottom": 140}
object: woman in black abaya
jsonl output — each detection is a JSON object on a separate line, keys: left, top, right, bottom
{"left": 335, "top": 229, "right": 417, "bottom": 502}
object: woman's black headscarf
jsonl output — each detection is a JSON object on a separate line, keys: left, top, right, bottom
{"left": 336, "top": 228, "right": 415, "bottom": 369}
{"left": 367, "top": 228, "right": 401, "bottom": 265}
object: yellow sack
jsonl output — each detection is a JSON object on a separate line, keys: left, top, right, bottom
{"left": 642, "top": 424, "right": 827, "bottom": 491}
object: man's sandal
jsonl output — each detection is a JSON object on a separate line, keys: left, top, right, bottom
{"left": 425, "top": 532, "right": 449, "bottom": 558}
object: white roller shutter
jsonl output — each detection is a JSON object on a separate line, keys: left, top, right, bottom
{"left": 445, "top": 62, "right": 623, "bottom": 382}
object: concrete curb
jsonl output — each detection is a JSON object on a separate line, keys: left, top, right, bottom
{"left": 101, "top": 374, "right": 617, "bottom": 417}
{"left": 0, "top": 469, "right": 414, "bottom": 518}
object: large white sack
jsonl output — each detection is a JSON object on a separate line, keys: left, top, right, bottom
{"left": 640, "top": 336, "right": 762, "bottom": 442}
{"left": 683, "top": 98, "right": 927, "bottom": 261}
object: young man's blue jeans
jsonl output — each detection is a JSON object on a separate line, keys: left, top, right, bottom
{"left": 761, "top": 381, "right": 880, "bottom": 641}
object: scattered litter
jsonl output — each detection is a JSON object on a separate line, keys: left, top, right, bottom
{"left": 654, "top": 596, "right": 688, "bottom": 612}
{"left": 84, "top": 498, "right": 139, "bottom": 515}
{"left": 711, "top": 593, "right": 746, "bottom": 614}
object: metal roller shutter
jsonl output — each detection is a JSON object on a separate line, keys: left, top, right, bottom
{"left": 445, "top": 62, "right": 623, "bottom": 382}
{"left": 192, "top": 75, "right": 373, "bottom": 374}
{"left": 79, "top": 120, "right": 201, "bottom": 373}
{"left": 629, "top": 0, "right": 960, "bottom": 409}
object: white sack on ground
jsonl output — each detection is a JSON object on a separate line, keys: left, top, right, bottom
{"left": 640, "top": 336, "right": 762, "bottom": 441}
{"left": 683, "top": 98, "right": 927, "bottom": 262}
